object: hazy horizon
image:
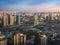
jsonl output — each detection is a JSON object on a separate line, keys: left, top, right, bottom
{"left": 0, "top": 0, "right": 60, "bottom": 12}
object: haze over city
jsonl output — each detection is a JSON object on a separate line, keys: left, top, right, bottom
{"left": 0, "top": 0, "right": 60, "bottom": 12}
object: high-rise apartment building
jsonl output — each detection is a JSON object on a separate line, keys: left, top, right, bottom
{"left": 15, "top": 15, "right": 20, "bottom": 25}
{"left": 14, "top": 33, "right": 26, "bottom": 45}
{"left": 10, "top": 15, "right": 15, "bottom": 25}
{"left": 34, "top": 14, "right": 39, "bottom": 26}
{"left": 3, "top": 15, "right": 8, "bottom": 26}
{"left": 40, "top": 35, "right": 47, "bottom": 45}
{"left": 0, "top": 32, "right": 7, "bottom": 45}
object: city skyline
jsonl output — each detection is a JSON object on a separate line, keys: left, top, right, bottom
{"left": 0, "top": 0, "right": 60, "bottom": 12}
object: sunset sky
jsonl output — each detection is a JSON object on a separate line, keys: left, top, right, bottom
{"left": 0, "top": 0, "right": 60, "bottom": 12}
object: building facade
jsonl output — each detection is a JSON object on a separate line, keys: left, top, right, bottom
{"left": 0, "top": 32, "right": 7, "bottom": 45}
{"left": 14, "top": 33, "right": 26, "bottom": 45}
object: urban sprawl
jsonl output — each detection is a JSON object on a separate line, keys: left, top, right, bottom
{"left": 0, "top": 12, "right": 60, "bottom": 45}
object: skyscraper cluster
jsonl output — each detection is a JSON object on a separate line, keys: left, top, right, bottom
{"left": 0, "top": 12, "right": 20, "bottom": 26}
{"left": 0, "top": 12, "right": 60, "bottom": 26}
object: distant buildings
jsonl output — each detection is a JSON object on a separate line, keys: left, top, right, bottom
{"left": 10, "top": 15, "right": 15, "bottom": 25}
{"left": 15, "top": 15, "right": 20, "bottom": 25}
{"left": 3, "top": 15, "right": 8, "bottom": 26}
{"left": 0, "top": 12, "right": 60, "bottom": 26}
{"left": 2, "top": 12, "right": 16, "bottom": 26}
{"left": 0, "top": 12, "right": 21, "bottom": 26}
{"left": 34, "top": 13, "right": 39, "bottom": 26}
